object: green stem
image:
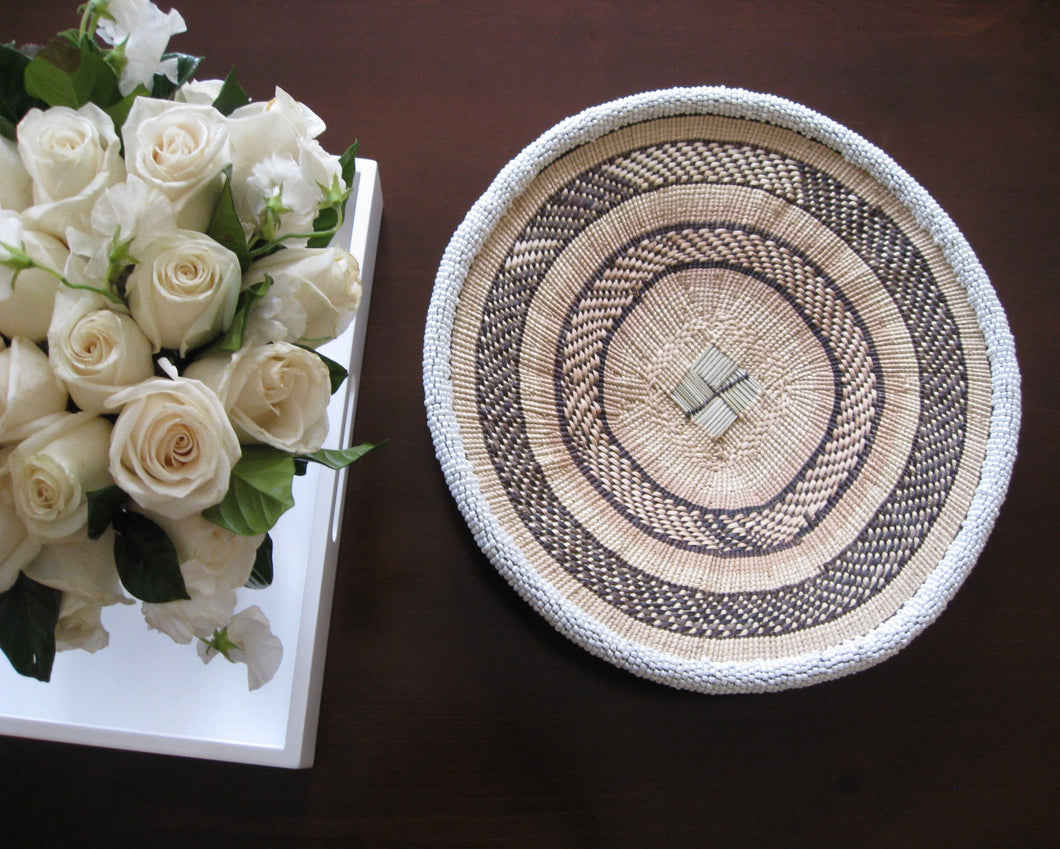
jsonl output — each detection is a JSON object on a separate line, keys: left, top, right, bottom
{"left": 1, "top": 241, "right": 123, "bottom": 305}
{"left": 247, "top": 206, "right": 346, "bottom": 258}
{"left": 59, "top": 277, "right": 125, "bottom": 304}
{"left": 77, "top": 0, "right": 105, "bottom": 45}
{"left": 78, "top": 4, "right": 93, "bottom": 43}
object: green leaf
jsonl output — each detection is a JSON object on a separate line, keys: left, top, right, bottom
{"left": 112, "top": 508, "right": 189, "bottom": 603}
{"left": 339, "top": 140, "right": 358, "bottom": 189}
{"left": 149, "top": 52, "right": 202, "bottom": 99}
{"left": 56, "top": 28, "right": 82, "bottom": 45}
{"left": 296, "top": 343, "right": 348, "bottom": 394}
{"left": 0, "top": 572, "right": 61, "bottom": 682}
{"left": 195, "top": 275, "right": 271, "bottom": 357}
{"left": 303, "top": 441, "right": 384, "bottom": 470}
{"left": 105, "top": 83, "right": 149, "bottom": 134}
{"left": 315, "top": 348, "right": 349, "bottom": 394}
{"left": 205, "top": 164, "right": 252, "bottom": 270}
{"left": 307, "top": 205, "right": 339, "bottom": 249}
{"left": 86, "top": 484, "right": 129, "bottom": 540}
{"left": 210, "top": 68, "right": 250, "bottom": 117}
{"left": 173, "top": 54, "right": 202, "bottom": 86}
{"left": 246, "top": 534, "right": 273, "bottom": 589}
{"left": 24, "top": 38, "right": 121, "bottom": 109}
{"left": 0, "top": 43, "right": 44, "bottom": 136}
{"left": 202, "top": 446, "right": 296, "bottom": 536}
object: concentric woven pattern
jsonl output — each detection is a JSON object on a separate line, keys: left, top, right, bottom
{"left": 424, "top": 88, "right": 1020, "bottom": 692}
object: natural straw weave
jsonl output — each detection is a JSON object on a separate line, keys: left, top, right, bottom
{"left": 423, "top": 87, "right": 1020, "bottom": 692}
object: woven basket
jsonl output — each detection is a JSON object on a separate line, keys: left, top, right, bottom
{"left": 423, "top": 87, "right": 1020, "bottom": 692}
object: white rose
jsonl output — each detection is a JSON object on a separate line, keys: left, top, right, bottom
{"left": 17, "top": 103, "right": 124, "bottom": 239}
{"left": 47, "top": 289, "right": 155, "bottom": 416}
{"left": 0, "top": 137, "right": 32, "bottom": 212}
{"left": 126, "top": 230, "right": 241, "bottom": 356}
{"left": 0, "top": 505, "right": 37, "bottom": 593}
{"left": 227, "top": 94, "right": 341, "bottom": 243}
{"left": 244, "top": 246, "right": 362, "bottom": 347}
{"left": 0, "top": 335, "right": 68, "bottom": 444}
{"left": 55, "top": 595, "right": 109, "bottom": 653}
{"left": 175, "top": 79, "right": 226, "bottom": 105}
{"left": 107, "top": 364, "right": 240, "bottom": 520}
{"left": 0, "top": 209, "right": 24, "bottom": 301}
{"left": 0, "top": 208, "right": 22, "bottom": 259}
{"left": 23, "top": 528, "right": 126, "bottom": 604}
{"left": 185, "top": 342, "right": 332, "bottom": 453}
{"left": 24, "top": 528, "right": 129, "bottom": 651}
{"left": 143, "top": 587, "right": 236, "bottom": 644}
{"left": 17, "top": 104, "right": 125, "bottom": 207}
{"left": 136, "top": 507, "right": 262, "bottom": 596}
{"left": 0, "top": 452, "right": 41, "bottom": 593}
{"left": 197, "top": 605, "right": 283, "bottom": 690}
{"left": 0, "top": 224, "right": 67, "bottom": 342}
{"left": 10, "top": 412, "right": 113, "bottom": 540}
{"left": 228, "top": 87, "right": 326, "bottom": 140}
{"left": 96, "top": 0, "right": 187, "bottom": 96}
{"left": 123, "top": 98, "right": 231, "bottom": 231}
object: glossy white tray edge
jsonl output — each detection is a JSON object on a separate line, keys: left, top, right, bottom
{"left": 0, "top": 159, "right": 383, "bottom": 769}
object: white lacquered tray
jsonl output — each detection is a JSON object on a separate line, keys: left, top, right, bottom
{"left": 0, "top": 160, "right": 382, "bottom": 769}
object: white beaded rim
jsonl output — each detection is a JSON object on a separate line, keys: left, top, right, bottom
{"left": 423, "top": 86, "right": 1020, "bottom": 692}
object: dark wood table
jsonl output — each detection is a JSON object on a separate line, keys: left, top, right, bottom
{"left": 3, "top": 2, "right": 1057, "bottom": 846}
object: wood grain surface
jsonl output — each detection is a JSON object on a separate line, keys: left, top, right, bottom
{"left": 2, "top": 2, "right": 1057, "bottom": 847}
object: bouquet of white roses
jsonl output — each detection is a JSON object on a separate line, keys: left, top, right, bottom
{"left": 0, "top": 0, "right": 376, "bottom": 690}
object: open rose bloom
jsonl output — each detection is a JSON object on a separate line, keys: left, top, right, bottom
{"left": 0, "top": 0, "right": 367, "bottom": 691}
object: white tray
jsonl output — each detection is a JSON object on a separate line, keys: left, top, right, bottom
{"left": 0, "top": 159, "right": 383, "bottom": 769}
